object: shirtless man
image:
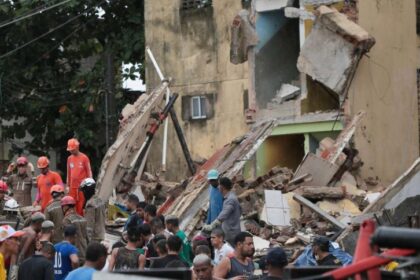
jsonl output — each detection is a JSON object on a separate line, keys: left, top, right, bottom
{"left": 18, "top": 212, "right": 45, "bottom": 263}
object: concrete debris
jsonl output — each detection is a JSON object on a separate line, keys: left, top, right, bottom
{"left": 230, "top": 10, "right": 259, "bottom": 65}
{"left": 96, "top": 82, "right": 167, "bottom": 201}
{"left": 297, "top": 5, "right": 375, "bottom": 98}
{"left": 273, "top": 84, "right": 300, "bottom": 104}
{"left": 255, "top": 0, "right": 294, "bottom": 13}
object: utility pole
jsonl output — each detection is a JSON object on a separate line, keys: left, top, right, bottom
{"left": 105, "top": 46, "right": 116, "bottom": 149}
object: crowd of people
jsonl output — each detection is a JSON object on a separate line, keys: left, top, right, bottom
{"left": 0, "top": 140, "right": 346, "bottom": 280}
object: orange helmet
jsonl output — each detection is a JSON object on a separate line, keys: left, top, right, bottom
{"left": 0, "top": 181, "right": 8, "bottom": 192}
{"left": 67, "top": 138, "right": 80, "bottom": 151}
{"left": 37, "top": 156, "right": 49, "bottom": 169}
{"left": 50, "top": 184, "right": 64, "bottom": 194}
{"left": 16, "top": 157, "right": 28, "bottom": 166}
{"left": 60, "top": 196, "right": 76, "bottom": 206}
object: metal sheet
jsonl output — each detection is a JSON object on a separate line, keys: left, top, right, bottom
{"left": 294, "top": 153, "right": 339, "bottom": 186}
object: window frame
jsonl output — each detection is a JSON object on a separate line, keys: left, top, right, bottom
{"left": 190, "top": 96, "right": 207, "bottom": 120}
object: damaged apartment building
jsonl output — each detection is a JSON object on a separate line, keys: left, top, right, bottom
{"left": 144, "top": 0, "right": 419, "bottom": 188}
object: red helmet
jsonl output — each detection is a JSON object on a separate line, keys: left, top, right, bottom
{"left": 37, "top": 156, "right": 49, "bottom": 169}
{"left": 0, "top": 181, "right": 8, "bottom": 192}
{"left": 67, "top": 138, "right": 80, "bottom": 151}
{"left": 16, "top": 157, "right": 28, "bottom": 166}
{"left": 60, "top": 196, "right": 76, "bottom": 206}
{"left": 50, "top": 184, "right": 64, "bottom": 194}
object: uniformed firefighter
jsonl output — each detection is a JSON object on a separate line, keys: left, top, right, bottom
{"left": 44, "top": 184, "right": 65, "bottom": 243}
{"left": 35, "top": 156, "right": 63, "bottom": 211}
{"left": 3, "top": 157, "right": 34, "bottom": 207}
{"left": 61, "top": 195, "right": 89, "bottom": 263}
{"left": 66, "top": 138, "right": 92, "bottom": 216}
{"left": 79, "top": 178, "right": 105, "bottom": 243}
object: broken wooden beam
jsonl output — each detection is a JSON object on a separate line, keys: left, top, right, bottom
{"left": 293, "top": 194, "right": 346, "bottom": 230}
{"left": 297, "top": 186, "right": 345, "bottom": 200}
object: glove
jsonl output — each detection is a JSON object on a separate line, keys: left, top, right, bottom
{"left": 202, "top": 219, "right": 221, "bottom": 232}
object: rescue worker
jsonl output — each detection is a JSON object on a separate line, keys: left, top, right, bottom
{"left": 203, "top": 177, "right": 241, "bottom": 246}
{"left": 61, "top": 195, "right": 89, "bottom": 263}
{"left": 34, "top": 156, "right": 63, "bottom": 211}
{"left": 79, "top": 178, "right": 105, "bottom": 242}
{"left": 206, "top": 169, "right": 223, "bottom": 225}
{"left": 0, "top": 181, "right": 8, "bottom": 216}
{"left": 44, "top": 184, "right": 65, "bottom": 243}
{"left": 3, "top": 157, "right": 34, "bottom": 207}
{"left": 66, "top": 138, "right": 92, "bottom": 216}
{"left": 18, "top": 212, "right": 46, "bottom": 263}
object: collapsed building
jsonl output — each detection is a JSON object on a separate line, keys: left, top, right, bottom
{"left": 95, "top": 0, "right": 420, "bottom": 259}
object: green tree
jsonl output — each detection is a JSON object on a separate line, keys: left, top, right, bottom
{"left": 0, "top": 0, "right": 144, "bottom": 175}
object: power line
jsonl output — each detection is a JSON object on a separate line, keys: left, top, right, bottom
{"left": 0, "top": 1, "right": 105, "bottom": 60}
{"left": 0, "top": 0, "right": 72, "bottom": 29}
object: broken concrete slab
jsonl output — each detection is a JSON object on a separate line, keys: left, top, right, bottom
{"left": 293, "top": 153, "right": 339, "bottom": 186}
{"left": 297, "top": 5, "right": 375, "bottom": 98}
{"left": 273, "top": 84, "right": 300, "bottom": 104}
{"left": 97, "top": 82, "right": 167, "bottom": 201}
{"left": 230, "top": 10, "right": 259, "bottom": 65}
{"left": 317, "top": 199, "right": 361, "bottom": 217}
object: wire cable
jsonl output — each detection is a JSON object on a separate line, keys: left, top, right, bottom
{"left": 0, "top": 0, "right": 72, "bottom": 29}
{"left": 0, "top": 0, "right": 105, "bottom": 60}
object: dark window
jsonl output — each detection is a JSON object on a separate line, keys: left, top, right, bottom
{"left": 181, "top": 0, "right": 212, "bottom": 10}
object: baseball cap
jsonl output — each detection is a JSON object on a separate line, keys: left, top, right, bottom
{"left": 207, "top": 169, "right": 219, "bottom": 180}
{"left": 266, "top": 247, "right": 288, "bottom": 267}
{"left": 0, "top": 225, "right": 25, "bottom": 242}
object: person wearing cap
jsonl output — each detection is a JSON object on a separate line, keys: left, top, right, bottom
{"left": 54, "top": 225, "right": 79, "bottom": 280}
{"left": 34, "top": 156, "right": 63, "bottom": 211}
{"left": 44, "top": 185, "right": 65, "bottom": 243}
{"left": 312, "top": 236, "right": 342, "bottom": 266}
{"left": 80, "top": 178, "right": 106, "bottom": 243}
{"left": 18, "top": 212, "right": 46, "bottom": 263}
{"left": 61, "top": 196, "right": 89, "bottom": 264}
{"left": 206, "top": 169, "right": 223, "bottom": 225}
{"left": 66, "top": 138, "right": 92, "bottom": 216}
{"left": 2, "top": 157, "right": 35, "bottom": 207}
{"left": 262, "top": 247, "right": 288, "bottom": 280}
{"left": 203, "top": 177, "right": 241, "bottom": 246}
{"left": 0, "top": 225, "right": 25, "bottom": 279}
{"left": 37, "top": 220, "right": 55, "bottom": 250}
{"left": 18, "top": 241, "right": 55, "bottom": 280}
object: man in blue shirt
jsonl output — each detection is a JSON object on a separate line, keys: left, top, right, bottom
{"left": 54, "top": 225, "right": 79, "bottom": 280}
{"left": 65, "top": 242, "right": 107, "bottom": 280}
{"left": 124, "top": 194, "right": 142, "bottom": 231}
{"left": 206, "top": 169, "right": 223, "bottom": 224}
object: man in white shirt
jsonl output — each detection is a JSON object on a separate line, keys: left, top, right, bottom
{"left": 210, "top": 228, "right": 234, "bottom": 265}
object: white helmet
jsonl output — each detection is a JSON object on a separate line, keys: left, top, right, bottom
{"left": 5, "top": 198, "right": 19, "bottom": 209}
{"left": 80, "top": 178, "right": 96, "bottom": 189}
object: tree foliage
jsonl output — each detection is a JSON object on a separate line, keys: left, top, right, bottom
{"left": 0, "top": 0, "right": 144, "bottom": 175}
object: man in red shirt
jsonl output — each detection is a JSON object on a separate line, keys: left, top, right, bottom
{"left": 34, "top": 156, "right": 63, "bottom": 211}
{"left": 66, "top": 138, "right": 92, "bottom": 216}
